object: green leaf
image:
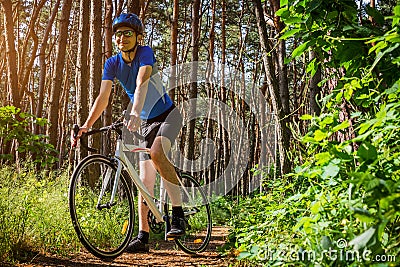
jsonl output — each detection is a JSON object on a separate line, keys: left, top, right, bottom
{"left": 300, "top": 114, "right": 313, "bottom": 120}
{"left": 293, "top": 217, "right": 312, "bottom": 232}
{"left": 291, "top": 41, "right": 310, "bottom": 59}
{"left": 385, "top": 80, "right": 400, "bottom": 95}
{"left": 368, "top": 40, "right": 387, "bottom": 55}
{"left": 250, "top": 245, "right": 260, "bottom": 255}
{"left": 322, "top": 162, "right": 340, "bottom": 179}
{"left": 280, "top": 28, "right": 301, "bottom": 40}
{"left": 306, "top": 0, "right": 322, "bottom": 13}
{"left": 237, "top": 251, "right": 252, "bottom": 260}
{"left": 369, "top": 43, "right": 400, "bottom": 72}
{"left": 314, "top": 129, "right": 327, "bottom": 141}
{"left": 351, "top": 207, "right": 374, "bottom": 223}
{"left": 332, "top": 120, "right": 350, "bottom": 132}
{"left": 275, "top": 7, "right": 289, "bottom": 17}
{"left": 380, "top": 193, "right": 400, "bottom": 210}
{"left": 285, "top": 17, "right": 305, "bottom": 24}
{"left": 321, "top": 236, "right": 332, "bottom": 250}
{"left": 326, "top": 11, "right": 338, "bottom": 21}
{"left": 302, "top": 136, "right": 317, "bottom": 143}
{"left": 358, "top": 120, "right": 374, "bottom": 135}
{"left": 306, "top": 58, "right": 317, "bottom": 77}
{"left": 310, "top": 201, "right": 322, "bottom": 214}
{"left": 349, "top": 227, "right": 376, "bottom": 251}
{"left": 344, "top": 85, "right": 354, "bottom": 101}
{"left": 335, "top": 91, "right": 343, "bottom": 102}
{"left": 315, "top": 152, "right": 330, "bottom": 165}
{"left": 321, "top": 115, "right": 334, "bottom": 127}
{"left": 394, "top": 5, "right": 400, "bottom": 16}
{"left": 357, "top": 142, "right": 377, "bottom": 161}
{"left": 366, "top": 178, "right": 381, "bottom": 191}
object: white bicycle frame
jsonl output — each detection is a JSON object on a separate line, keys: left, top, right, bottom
{"left": 103, "top": 137, "right": 166, "bottom": 224}
{"left": 99, "top": 132, "right": 196, "bottom": 227}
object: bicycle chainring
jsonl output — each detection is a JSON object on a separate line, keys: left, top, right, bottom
{"left": 147, "top": 211, "right": 164, "bottom": 234}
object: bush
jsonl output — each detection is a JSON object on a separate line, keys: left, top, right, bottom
{"left": 0, "top": 105, "right": 58, "bottom": 167}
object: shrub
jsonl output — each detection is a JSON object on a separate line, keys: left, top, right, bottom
{"left": 0, "top": 105, "right": 58, "bottom": 167}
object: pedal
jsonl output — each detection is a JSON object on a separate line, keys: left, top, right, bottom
{"left": 167, "top": 237, "right": 175, "bottom": 241}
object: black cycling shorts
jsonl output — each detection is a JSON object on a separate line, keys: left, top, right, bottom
{"left": 138, "top": 105, "right": 182, "bottom": 161}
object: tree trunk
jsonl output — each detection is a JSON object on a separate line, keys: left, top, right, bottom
{"left": 184, "top": 0, "right": 201, "bottom": 172}
{"left": 47, "top": 0, "right": 73, "bottom": 152}
{"left": 19, "top": 0, "right": 46, "bottom": 101}
{"left": 75, "top": 0, "right": 90, "bottom": 160}
{"left": 220, "top": 0, "right": 229, "bottom": 195}
{"left": 252, "top": 0, "right": 289, "bottom": 175}
{"left": 127, "top": 0, "right": 140, "bottom": 14}
{"left": 270, "top": 0, "right": 291, "bottom": 173}
{"left": 1, "top": 0, "right": 20, "bottom": 108}
{"left": 35, "top": 0, "right": 61, "bottom": 134}
{"left": 89, "top": 0, "right": 103, "bottom": 153}
{"left": 59, "top": 60, "right": 71, "bottom": 164}
{"left": 205, "top": 0, "right": 216, "bottom": 195}
{"left": 168, "top": 0, "right": 179, "bottom": 101}
{"left": 103, "top": 0, "right": 114, "bottom": 157}
{"left": 369, "top": 0, "right": 376, "bottom": 25}
{"left": 309, "top": 50, "right": 321, "bottom": 115}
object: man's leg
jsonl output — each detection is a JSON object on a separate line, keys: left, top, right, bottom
{"left": 126, "top": 160, "right": 156, "bottom": 253}
{"left": 138, "top": 160, "right": 157, "bottom": 232}
{"left": 149, "top": 136, "right": 181, "bottom": 202}
{"left": 150, "top": 136, "right": 185, "bottom": 237}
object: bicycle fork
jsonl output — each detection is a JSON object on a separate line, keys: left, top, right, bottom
{"left": 96, "top": 143, "right": 123, "bottom": 210}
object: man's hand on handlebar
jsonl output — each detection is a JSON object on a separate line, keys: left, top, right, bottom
{"left": 71, "top": 125, "right": 89, "bottom": 148}
{"left": 124, "top": 114, "right": 141, "bottom": 132}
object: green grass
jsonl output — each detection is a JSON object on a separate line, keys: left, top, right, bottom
{"left": 0, "top": 163, "right": 235, "bottom": 264}
{"left": 0, "top": 164, "right": 81, "bottom": 263}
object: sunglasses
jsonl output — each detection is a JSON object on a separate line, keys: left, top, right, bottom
{"left": 115, "top": 30, "right": 135, "bottom": 38}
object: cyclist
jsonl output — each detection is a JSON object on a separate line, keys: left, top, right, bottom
{"left": 72, "top": 13, "right": 185, "bottom": 253}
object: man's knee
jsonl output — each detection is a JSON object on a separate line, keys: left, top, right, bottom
{"left": 150, "top": 137, "right": 171, "bottom": 164}
{"left": 149, "top": 145, "right": 165, "bottom": 163}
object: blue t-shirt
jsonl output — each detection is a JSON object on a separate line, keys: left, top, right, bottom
{"left": 102, "top": 45, "right": 173, "bottom": 120}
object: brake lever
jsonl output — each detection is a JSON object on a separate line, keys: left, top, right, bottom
{"left": 71, "top": 124, "right": 80, "bottom": 148}
{"left": 71, "top": 124, "right": 97, "bottom": 153}
{"left": 73, "top": 124, "right": 80, "bottom": 138}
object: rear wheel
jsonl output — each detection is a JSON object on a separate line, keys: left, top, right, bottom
{"left": 165, "top": 173, "right": 212, "bottom": 253}
{"left": 69, "top": 155, "right": 135, "bottom": 259}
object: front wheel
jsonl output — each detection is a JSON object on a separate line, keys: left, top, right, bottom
{"left": 69, "top": 155, "right": 135, "bottom": 259}
{"left": 166, "top": 173, "right": 212, "bottom": 253}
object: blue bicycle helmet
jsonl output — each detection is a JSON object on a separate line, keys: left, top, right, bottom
{"left": 112, "top": 13, "right": 144, "bottom": 34}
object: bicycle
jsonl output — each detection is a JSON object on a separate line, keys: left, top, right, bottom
{"left": 69, "top": 117, "right": 212, "bottom": 260}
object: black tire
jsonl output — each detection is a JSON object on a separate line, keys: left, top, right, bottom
{"left": 166, "top": 173, "right": 212, "bottom": 253}
{"left": 69, "top": 155, "right": 135, "bottom": 259}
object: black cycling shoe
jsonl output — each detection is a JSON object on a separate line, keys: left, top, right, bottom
{"left": 125, "top": 237, "right": 149, "bottom": 253}
{"left": 166, "top": 217, "right": 186, "bottom": 238}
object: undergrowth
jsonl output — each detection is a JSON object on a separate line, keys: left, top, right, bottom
{"left": 0, "top": 164, "right": 81, "bottom": 263}
{"left": 225, "top": 2, "right": 400, "bottom": 266}
{"left": 0, "top": 163, "right": 234, "bottom": 264}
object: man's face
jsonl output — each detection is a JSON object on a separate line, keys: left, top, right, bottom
{"left": 114, "top": 26, "right": 137, "bottom": 52}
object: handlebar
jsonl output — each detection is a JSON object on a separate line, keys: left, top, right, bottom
{"left": 72, "top": 121, "right": 145, "bottom": 153}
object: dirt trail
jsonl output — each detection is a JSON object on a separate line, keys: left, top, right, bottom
{"left": 15, "top": 226, "right": 234, "bottom": 267}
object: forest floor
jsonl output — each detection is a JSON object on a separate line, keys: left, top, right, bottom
{"left": 11, "top": 226, "right": 236, "bottom": 267}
